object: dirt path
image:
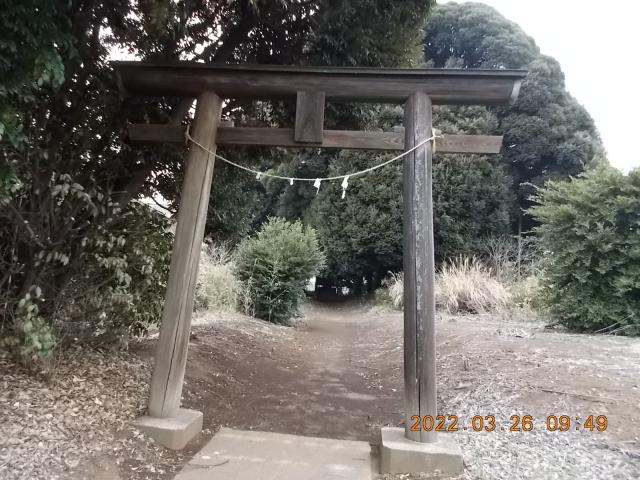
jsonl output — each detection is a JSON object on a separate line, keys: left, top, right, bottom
{"left": 185, "top": 302, "right": 403, "bottom": 442}
{"left": 4, "top": 302, "right": 640, "bottom": 479}
{"left": 181, "top": 302, "right": 640, "bottom": 479}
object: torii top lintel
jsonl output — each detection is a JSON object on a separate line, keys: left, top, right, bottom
{"left": 113, "top": 62, "right": 527, "bottom": 106}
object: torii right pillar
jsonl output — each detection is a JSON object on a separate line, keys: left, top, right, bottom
{"left": 380, "top": 91, "right": 464, "bottom": 475}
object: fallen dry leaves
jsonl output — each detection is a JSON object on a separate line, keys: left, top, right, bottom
{"left": 0, "top": 345, "right": 179, "bottom": 479}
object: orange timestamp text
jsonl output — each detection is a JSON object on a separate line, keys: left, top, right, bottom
{"left": 409, "top": 414, "right": 608, "bottom": 432}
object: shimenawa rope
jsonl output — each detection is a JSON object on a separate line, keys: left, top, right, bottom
{"left": 185, "top": 127, "right": 441, "bottom": 197}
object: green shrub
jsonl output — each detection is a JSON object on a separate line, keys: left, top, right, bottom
{"left": 0, "top": 288, "right": 56, "bottom": 362}
{"left": 307, "top": 151, "right": 514, "bottom": 288}
{"left": 531, "top": 166, "right": 640, "bottom": 334}
{"left": 234, "top": 218, "right": 325, "bottom": 324}
{"left": 56, "top": 202, "right": 173, "bottom": 344}
{"left": 0, "top": 201, "right": 173, "bottom": 360}
{"left": 433, "top": 156, "right": 515, "bottom": 261}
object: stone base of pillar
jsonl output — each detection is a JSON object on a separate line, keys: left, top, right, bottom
{"left": 134, "top": 408, "right": 203, "bottom": 450}
{"left": 380, "top": 427, "right": 463, "bottom": 476}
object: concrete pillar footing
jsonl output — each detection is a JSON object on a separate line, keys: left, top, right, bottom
{"left": 134, "top": 408, "right": 203, "bottom": 450}
{"left": 380, "top": 427, "right": 463, "bottom": 476}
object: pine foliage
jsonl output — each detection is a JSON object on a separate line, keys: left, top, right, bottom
{"left": 424, "top": 2, "right": 604, "bottom": 229}
{"left": 235, "top": 218, "right": 325, "bottom": 324}
{"left": 532, "top": 167, "right": 640, "bottom": 334}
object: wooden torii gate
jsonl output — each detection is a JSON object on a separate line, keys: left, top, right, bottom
{"left": 114, "top": 62, "right": 525, "bottom": 467}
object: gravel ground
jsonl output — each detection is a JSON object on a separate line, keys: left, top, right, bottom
{"left": 383, "top": 391, "right": 640, "bottom": 480}
{"left": 445, "top": 379, "right": 640, "bottom": 480}
{"left": 377, "top": 313, "right": 640, "bottom": 480}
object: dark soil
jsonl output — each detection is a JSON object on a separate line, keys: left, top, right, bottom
{"left": 5, "top": 301, "right": 639, "bottom": 479}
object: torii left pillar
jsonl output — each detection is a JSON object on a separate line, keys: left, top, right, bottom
{"left": 135, "top": 91, "right": 222, "bottom": 449}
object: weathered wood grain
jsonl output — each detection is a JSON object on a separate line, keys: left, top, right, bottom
{"left": 148, "top": 92, "right": 222, "bottom": 418}
{"left": 402, "top": 96, "right": 419, "bottom": 442}
{"left": 113, "top": 61, "right": 526, "bottom": 105}
{"left": 403, "top": 92, "right": 437, "bottom": 443}
{"left": 294, "top": 91, "right": 325, "bottom": 143}
{"left": 128, "top": 124, "right": 503, "bottom": 154}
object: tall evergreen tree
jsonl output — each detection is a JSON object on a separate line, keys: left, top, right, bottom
{"left": 292, "top": 2, "right": 604, "bottom": 284}
{"left": 423, "top": 2, "right": 605, "bottom": 229}
{"left": 0, "top": 0, "right": 434, "bottom": 348}
{"left": 305, "top": 97, "right": 514, "bottom": 286}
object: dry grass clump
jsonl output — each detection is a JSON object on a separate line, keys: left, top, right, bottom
{"left": 377, "top": 257, "right": 511, "bottom": 314}
{"left": 482, "top": 234, "right": 540, "bottom": 283}
{"left": 381, "top": 272, "right": 404, "bottom": 309}
{"left": 436, "top": 256, "right": 510, "bottom": 314}
{"left": 195, "top": 243, "right": 252, "bottom": 313}
{"left": 509, "top": 272, "right": 544, "bottom": 310}
{"left": 195, "top": 243, "right": 236, "bottom": 311}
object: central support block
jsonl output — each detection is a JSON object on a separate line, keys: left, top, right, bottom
{"left": 380, "top": 428, "right": 463, "bottom": 476}
{"left": 294, "top": 90, "right": 325, "bottom": 143}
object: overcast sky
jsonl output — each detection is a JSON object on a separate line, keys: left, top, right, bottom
{"left": 440, "top": 0, "right": 639, "bottom": 172}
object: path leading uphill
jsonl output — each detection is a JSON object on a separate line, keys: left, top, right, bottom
{"left": 4, "top": 301, "right": 639, "bottom": 479}
{"left": 178, "top": 302, "right": 640, "bottom": 480}
{"left": 185, "top": 301, "right": 405, "bottom": 443}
